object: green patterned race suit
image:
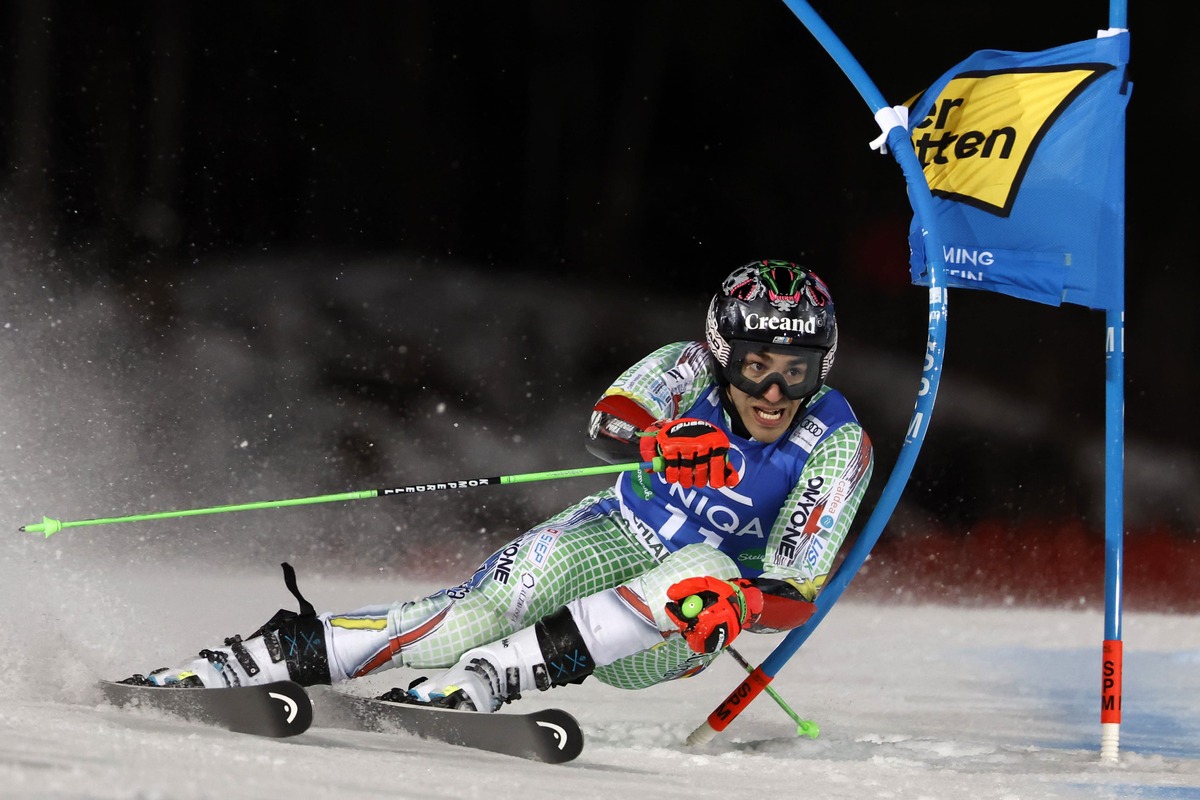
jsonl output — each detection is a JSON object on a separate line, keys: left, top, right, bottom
{"left": 332, "top": 341, "right": 872, "bottom": 690}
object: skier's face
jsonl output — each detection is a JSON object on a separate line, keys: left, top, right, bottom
{"left": 726, "top": 351, "right": 804, "bottom": 443}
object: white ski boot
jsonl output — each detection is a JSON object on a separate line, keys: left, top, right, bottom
{"left": 120, "top": 564, "right": 333, "bottom": 689}
{"left": 406, "top": 607, "right": 595, "bottom": 711}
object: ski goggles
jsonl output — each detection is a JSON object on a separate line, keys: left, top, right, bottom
{"left": 723, "top": 341, "right": 824, "bottom": 401}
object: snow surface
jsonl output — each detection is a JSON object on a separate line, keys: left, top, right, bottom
{"left": 0, "top": 555, "right": 1197, "bottom": 800}
{"left": 2, "top": 257, "right": 1197, "bottom": 799}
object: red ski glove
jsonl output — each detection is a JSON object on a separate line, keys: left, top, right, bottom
{"left": 665, "top": 576, "right": 764, "bottom": 654}
{"left": 638, "top": 418, "right": 740, "bottom": 489}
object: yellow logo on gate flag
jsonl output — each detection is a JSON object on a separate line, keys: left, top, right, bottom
{"left": 910, "top": 66, "right": 1110, "bottom": 216}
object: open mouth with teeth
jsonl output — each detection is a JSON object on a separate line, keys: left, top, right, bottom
{"left": 754, "top": 406, "right": 789, "bottom": 425}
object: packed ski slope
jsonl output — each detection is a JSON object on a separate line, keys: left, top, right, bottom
{"left": 2, "top": 259, "right": 1197, "bottom": 798}
{"left": 0, "top": 555, "right": 1197, "bottom": 800}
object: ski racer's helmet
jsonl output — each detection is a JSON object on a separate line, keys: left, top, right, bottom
{"left": 705, "top": 260, "right": 838, "bottom": 402}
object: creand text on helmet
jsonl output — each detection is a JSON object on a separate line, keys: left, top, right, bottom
{"left": 743, "top": 312, "right": 817, "bottom": 335}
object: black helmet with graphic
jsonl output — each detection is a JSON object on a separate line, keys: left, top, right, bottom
{"left": 705, "top": 260, "right": 838, "bottom": 401}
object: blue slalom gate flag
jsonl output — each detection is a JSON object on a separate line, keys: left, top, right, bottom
{"left": 906, "top": 32, "right": 1131, "bottom": 310}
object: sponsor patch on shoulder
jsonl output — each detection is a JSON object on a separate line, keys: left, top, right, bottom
{"left": 789, "top": 415, "right": 827, "bottom": 452}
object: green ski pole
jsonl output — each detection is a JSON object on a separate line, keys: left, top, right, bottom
{"left": 19, "top": 458, "right": 664, "bottom": 538}
{"left": 726, "top": 645, "right": 819, "bottom": 738}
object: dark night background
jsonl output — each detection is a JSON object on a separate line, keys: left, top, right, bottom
{"left": 1, "top": 2, "right": 1195, "bottom": 607}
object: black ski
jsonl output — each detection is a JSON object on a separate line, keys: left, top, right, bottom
{"left": 99, "top": 679, "right": 313, "bottom": 738}
{"left": 331, "top": 689, "right": 584, "bottom": 763}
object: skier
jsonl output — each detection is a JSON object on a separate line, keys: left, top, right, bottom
{"left": 125, "top": 259, "right": 874, "bottom": 713}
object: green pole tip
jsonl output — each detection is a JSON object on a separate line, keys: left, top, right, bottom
{"left": 797, "top": 720, "right": 819, "bottom": 739}
{"left": 20, "top": 516, "right": 62, "bottom": 537}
